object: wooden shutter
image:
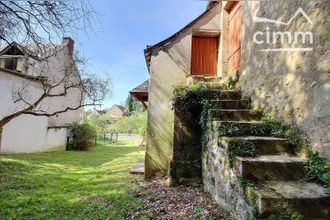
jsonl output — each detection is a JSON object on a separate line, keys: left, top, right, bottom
{"left": 227, "top": 1, "right": 241, "bottom": 74}
{"left": 191, "top": 36, "right": 218, "bottom": 76}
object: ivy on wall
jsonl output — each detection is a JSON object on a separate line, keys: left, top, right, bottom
{"left": 172, "top": 84, "right": 329, "bottom": 191}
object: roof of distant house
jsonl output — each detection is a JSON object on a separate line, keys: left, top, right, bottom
{"left": 130, "top": 80, "right": 149, "bottom": 94}
{"left": 109, "top": 104, "right": 127, "bottom": 112}
{"left": 0, "top": 41, "right": 64, "bottom": 60}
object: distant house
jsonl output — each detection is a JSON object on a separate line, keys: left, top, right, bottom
{"left": 106, "top": 105, "right": 128, "bottom": 121}
{"left": 0, "top": 37, "right": 83, "bottom": 154}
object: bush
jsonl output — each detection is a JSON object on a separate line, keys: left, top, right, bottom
{"left": 68, "top": 122, "right": 96, "bottom": 150}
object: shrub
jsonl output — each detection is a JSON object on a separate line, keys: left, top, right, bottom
{"left": 107, "top": 111, "right": 147, "bottom": 134}
{"left": 305, "top": 152, "right": 328, "bottom": 182}
{"left": 321, "top": 172, "right": 330, "bottom": 193}
{"left": 68, "top": 122, "right": 96, "bottom": 150}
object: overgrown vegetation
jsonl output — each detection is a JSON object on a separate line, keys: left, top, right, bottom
{"left": 261, "top": 115, "right": 329, "bottom": 188}
{"left": 125, "top": 95, "right": 144, "bottom": 113}
{"left": 227, "top": 140, "right": 257, "bottom": 167}
{"left": 108, "top": 111, "right": 147, "bottom": 135}
{"left": 172, "top": 84, "right": 329, "bottom": 191}
{"left": 238, "top": 176, "right": 256, "bottom": 189}
{"left": 268, "top": 210, "right": 304, "bottom": 220}
{"left": 173, "top": 84, "right": 222, "bottom": 151}
{"left": 68, "top": 122, "right": 96, "bottom": 150}
{"left": 262, "top": 115, "right": 308, "bottom": 150}
{"left": 321, "top": 172, "right": 330, "bottom": 193}
{"left": 83, "top": 108, "right": 147, "bottom": 138}
{"left": 83, "top": 114, "right": 109, "bottom": 140}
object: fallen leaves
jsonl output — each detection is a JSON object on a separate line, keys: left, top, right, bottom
{"left": 127, "top": 177, "right": 224, "bottom": 219}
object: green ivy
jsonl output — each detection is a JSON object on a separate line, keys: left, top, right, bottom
{"left": 321, "top": 172, "right": 330, "bottom": 193}
{"left": 172, "top": 84, "right": 219, "bottom": 151}
{"left": 305, "top": 152, "right": 328, "bottom": 182}
{"left": 238, "top": 176, "right": 256, "bottom": 188}
{"left": 227, "top": 140, "right": 257, "bottom": 167}
{"left": 262, "top": 115, "right": 309, "bottom": 149}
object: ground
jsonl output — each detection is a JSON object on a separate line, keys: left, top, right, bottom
{"left": 0, "top": 141, "right": 223, "bottom": 219}
{"left": 128, "top": 178, "right": 224, "bottom": 219}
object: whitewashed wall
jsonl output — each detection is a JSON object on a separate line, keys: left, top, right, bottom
{"left": 146, "top": 4, "right": 221, "bottom": 177}
{"left": 1, "top": 114, "right": 48, "bottom": 153}
{"left": 0, "top": 39, "right": 83, "bottom": 154}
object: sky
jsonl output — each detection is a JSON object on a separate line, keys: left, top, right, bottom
{"left": 76, "top": 0, "right": 207, "bottom": 109}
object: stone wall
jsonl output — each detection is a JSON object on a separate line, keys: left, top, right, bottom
{"left": 239, "top": 0, "right": 330, "bottom": 161}
{"left": 170, "top": 103, "right": 202, "bottom": 185}
{"left": 202, "top": 122, "right": 253, "bottom": 219}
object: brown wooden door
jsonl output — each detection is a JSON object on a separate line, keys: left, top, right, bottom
{"left": 191, "top": 36, "right": 218, "bottom": 76}
{"left": 227, "top": 1, "right": 241, "bottom": 74}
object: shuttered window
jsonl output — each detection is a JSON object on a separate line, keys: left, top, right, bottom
{"left": 191, "top": 36, "right": 218, "bottom": 76}
{"left": 227, "top": 1, "right": 241, "bottom": 74}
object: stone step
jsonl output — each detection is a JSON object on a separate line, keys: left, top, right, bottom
{"left": 213, "top": 121, "right": 273, "bottom": 137}
{"left": 220, "top": 136, "right": 293, "bottom": 156}
{"left": 210, "top": 109, "right": 258, "bottom": 121}
{"left": 186, "top": 75, "right": 220, "bottom": 84}
{"left": 201, "top": 82, "right": 226, "bottom": 90}
{"left": 207, "top": 90, "right": 242, "bottom": 100}
{"left": 207, "top": 99, "right": 250, "bottom": 109}
{"left": 253, "top": 181, "right": 330, "bottom": 218}
{"left": 235, "top": 155, "right": 307, "bottom": 181}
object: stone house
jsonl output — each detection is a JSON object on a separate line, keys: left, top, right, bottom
{"left": 0, "top": 38, "right": 83, "bottom": 154}
{"left": 141, "top": 1, "right": 329, "bottom": 218}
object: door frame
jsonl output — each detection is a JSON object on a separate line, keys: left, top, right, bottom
{"left": 190, "top": 30, "right": 220, "bottom": 76}
{"left": 225, "top": 0, "right": 241, "bottom": 75}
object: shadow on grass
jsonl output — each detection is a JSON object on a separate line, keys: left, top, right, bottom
{"left": 0, "top": 143, "right": 145, "bottom": 219}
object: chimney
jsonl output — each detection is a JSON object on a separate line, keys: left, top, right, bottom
{"left": 63, "top": 37, "right": 75, "bottom": 57}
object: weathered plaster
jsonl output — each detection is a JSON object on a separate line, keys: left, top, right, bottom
{"left": 146, "top": 4, "right": 222, "bottom": 178}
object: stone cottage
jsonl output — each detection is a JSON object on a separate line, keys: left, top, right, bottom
{"left": 142, "top": 0, "right": 329, "bottom": 218}
{"left": 0, "top": 38, "right": 83, "bottom": 154}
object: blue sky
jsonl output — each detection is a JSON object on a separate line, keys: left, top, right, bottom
{"left": 76, "top": 0, "right": 207, "bottom": 109}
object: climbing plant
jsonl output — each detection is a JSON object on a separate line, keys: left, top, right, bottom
{"left": 173, "top": 84, "right": 218, "bottom": 150}
{"left": 261, "top": 115, "right": 329, "bottom": 189}
{"left": 226, "top": 140, "right": 257, "bottom": 168}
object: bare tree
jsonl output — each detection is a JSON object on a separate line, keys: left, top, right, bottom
{"left": 0, "top": 1, "right": 94, "bottom": 49}
{"left": 0, "top": 1, "right": 111, "bottom": 132}
{"left": 0, "top": 51, "right": 111, "bottom": 129}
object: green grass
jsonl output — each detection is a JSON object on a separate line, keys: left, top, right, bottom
{"left": 0, "top": 141, "right": 144, "bottom": 219}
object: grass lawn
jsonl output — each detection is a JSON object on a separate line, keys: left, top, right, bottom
{"left": 0, "top": 141, "right": 145, "bottom": 219}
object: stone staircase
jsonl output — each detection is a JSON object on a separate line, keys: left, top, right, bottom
{"left": 200, "top": 82, "right": 330, "bottom": 219}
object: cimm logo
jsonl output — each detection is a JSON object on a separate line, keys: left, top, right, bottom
{"left": 253, "top": 8, "right": 314, "bottom": 52}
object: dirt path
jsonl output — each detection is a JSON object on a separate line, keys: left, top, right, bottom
{"left": 128, "top": 178, "right": 225, "bottom": 219}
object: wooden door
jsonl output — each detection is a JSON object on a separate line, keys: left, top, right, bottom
{"left": 227, "top": 1, "right": 241, "bottom": 74}
{"left": 191, "top": 36, "right": 218, "bottom": 76}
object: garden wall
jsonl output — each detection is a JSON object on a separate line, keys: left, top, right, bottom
{"left": 202, "top": 122, "right": 253, "bottom": 220}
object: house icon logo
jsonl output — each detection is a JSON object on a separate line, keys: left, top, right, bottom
{"left": 252, "top": 7, "right": 314, "bottom": 52}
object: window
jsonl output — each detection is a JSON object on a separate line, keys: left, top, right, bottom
{"left": 4, "top": 58, "right": 18, "bottom": 71}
